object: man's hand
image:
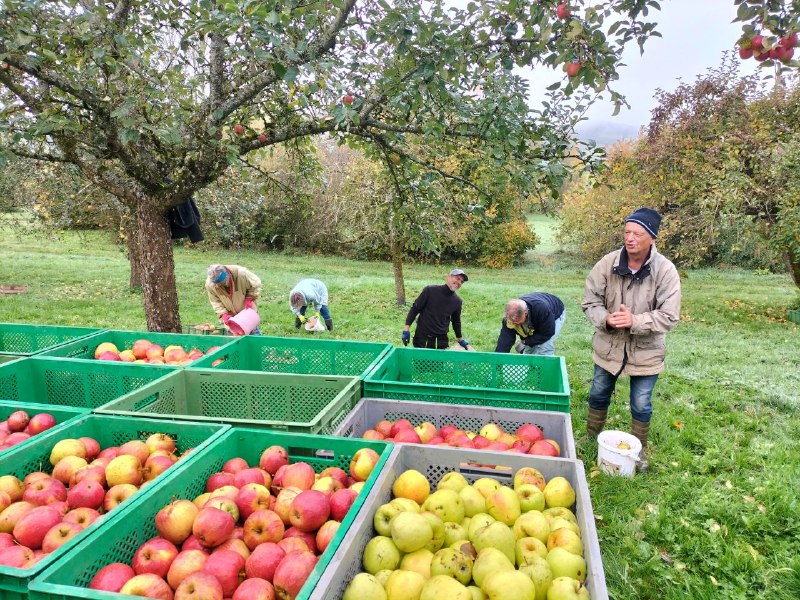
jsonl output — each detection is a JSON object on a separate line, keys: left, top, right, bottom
{"left": 515, "top": 341, "right": 526, "bottom": 354}
{"left": 607, "top": 304, "right": 633, "bottom": 329}
{"left": 245, "top": 298, "right": 255, "bottom": 310}
{"left": 220, "top": 313, "right": 232, "bottom": 325}
{"left": 458, "top": 339, "right": 469, "bottom": 350}
{"left": 402, "top": 330, "right": 410, "bottom": 346}
{"left": 296, "top": 313, "right": 306, "bottom": 324}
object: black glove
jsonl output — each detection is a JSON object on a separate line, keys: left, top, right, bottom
{"left": 402, "top": 331, "right": 410, "bottom": 346}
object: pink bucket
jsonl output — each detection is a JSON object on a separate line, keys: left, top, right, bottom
{"left": 227, "top": 308, "right": 261, "bottom": 336}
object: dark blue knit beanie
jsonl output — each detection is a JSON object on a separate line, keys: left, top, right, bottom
{"left": 625, "top": 207, "right": 661, "bottom": 237}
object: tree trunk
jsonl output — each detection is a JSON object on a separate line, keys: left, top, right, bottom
{"left": 136, "top": 198, "right": 181, "bottom": 332}
{"left": 783, "top": 251, "right": 800, "bottom": 289}
{"left": 388, "top": 218, "right": 406, "bottom": 306}
{"left": 123, "top": 215, "right": 143, "bottom": 290}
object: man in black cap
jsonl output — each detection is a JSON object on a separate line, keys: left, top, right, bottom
{"left": 581, "top": 207, "right": 681, "bottom": 470}
{"left": 402, "top": 269, "right": 471, "bottom": 350}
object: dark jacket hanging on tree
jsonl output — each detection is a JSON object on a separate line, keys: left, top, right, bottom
{"left": 169, "top": 197, "right": 204, "bottom": 243}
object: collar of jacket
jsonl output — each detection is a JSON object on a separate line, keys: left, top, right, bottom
{"left": 613, "top": 246, "right": 654, "bottom": 288}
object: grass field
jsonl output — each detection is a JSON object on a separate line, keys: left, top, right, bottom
{"left": 1, "top": 214, "right": 799, "bottom": 599}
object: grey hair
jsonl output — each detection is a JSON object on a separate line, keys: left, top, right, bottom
{"left": 505, "top": 299, "right": 527, "bottom": 323}
{"left": 290, "top": 291, "right": 306, "bottom": 308}
{"left": 207, "top": 264, "right": 225, "bottom": 283}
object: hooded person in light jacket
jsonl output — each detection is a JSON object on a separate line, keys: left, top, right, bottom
{"left": 205, "top": 264, "right": 262, "bottom": 335}
{"left": 582, "top": 208, "right": 681, "bottom": 471}
{"left": 289, "top": 278, "right": 333, "bottom": 331}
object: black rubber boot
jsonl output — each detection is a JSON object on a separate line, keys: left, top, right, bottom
{"left": 586, "top": 408, "right": 608, "bottom": 438}
{"left": 324, "top": 318, "right": 333, "bottom": 331}
{"left": 631, "top": 419, "right": 651, "bottom": 472}
{"left": 294, "top": 316, "right": 301, "bottom": 329}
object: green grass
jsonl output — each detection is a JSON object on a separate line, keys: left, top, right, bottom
{"left": 1, "top": 216, "right": 799, "bottom": 599}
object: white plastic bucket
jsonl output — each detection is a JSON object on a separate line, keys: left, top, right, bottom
{"left": 228, "top": 308, "right": 261, "bottom": 336}
{"left": 597, "top": 430, "right": 642, "bottom": 477}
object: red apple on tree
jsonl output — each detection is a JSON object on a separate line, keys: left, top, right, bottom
{"left": 233, "top": 123, "right": 244, "bottom": 135}
{"left": 565, "top": 61, "right": 583, "bottom": 77}
{"left": 556, "top": 3, "right": 571, "bottom": 19}
{"left": 342, "top": 94, "right": 354, "bottom": 105}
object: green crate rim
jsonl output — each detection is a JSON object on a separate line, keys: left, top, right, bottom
{"left": 0, "top": 323, "right": 105, "bottom": 357}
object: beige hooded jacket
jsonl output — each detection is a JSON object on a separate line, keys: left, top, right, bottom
{"left": 582, "top": 246, "right": 681, "bottom": 376}
{"left": 205, "top": 265, "right": 262, "bottom": 317}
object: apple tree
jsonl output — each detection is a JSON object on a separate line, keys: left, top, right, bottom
{"left": 0, "top": 0, "right": 662, "bottom": 331}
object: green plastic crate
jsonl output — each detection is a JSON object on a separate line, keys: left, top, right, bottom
{"left": 0, "top": 400, "right": 88, "bottom": 456}
{"left": 0, "top": 354, "right": 21, "bottom": 365}
{"left": 0, "top": 357, "right": 173, "bottom": 410}
{"left": 29, "top": 427, "right": 391, "bottom": 600}
{"left": 95, "top": 368, "right": 362, "bottom": 434}
{"left": 190, "top": 335, "right": 393, "bottom": 379}
{"left": 38, "top": 329, "right": 236, "bottom": 367}
{"left": 363, "top": 347, "right": 571, "bottom": 412}
{"left": 311, "top": 444, "right": 607, "bottom": 600}
{"left": 0, "top": 323, "right": 104, "bottom": 357}
{"left": 0, "top": 413, "right": 229, "bottom": 600}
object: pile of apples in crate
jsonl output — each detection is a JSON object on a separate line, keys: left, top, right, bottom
{"left": 88, "top": 445, "right": 382, "bottom": 600}
{"left": 0, "top": 409, "right": 58, "bottom": 451}
{"left": 363, "top": 419, "right": 562, "bottom": 457}
{"left": 94, "top": 340, "right": 223, "bottom": 366}
{"left": 0, "top": 432, "right": 184, "bottom": 568}
{"left": 344, "top": 466, "right": 589, "bottom": 600}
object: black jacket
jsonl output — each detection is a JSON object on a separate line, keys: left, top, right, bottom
{"left": 169, "top": 198, "right": 204, "bottom": 243}
{"left": 405, "top": 284, "right": 463, "bottom": 338}
{"left": 495, "top": 292, "right": 564, "bottom": 352}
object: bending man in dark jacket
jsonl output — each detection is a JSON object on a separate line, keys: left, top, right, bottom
{"left": 495, "top": 292, "right": 566, "bottom": 355}
{"left": 403, "top": 269, "right": 470, "bottom": 350}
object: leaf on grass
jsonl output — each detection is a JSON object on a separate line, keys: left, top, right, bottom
{"left": 670, "top": 461, "right": 679, "bottom": 467}
{"left": 671, "top": 420, "right": 684, "bottom": 429}
{"left": 594, "top": 514, "right": 603, "bottom": 521}
{"left": 757, "top": 504, "right": 766, "bottom": 512}
{"left": 659, "top": 549, "right": 673, "bottom": 564}
{"left": 710, "top": 576, "right": 719, "bottom": 586}
{"left": 709, "top": 521, "right": 721, "bottom": 533}
{"left": 675, "top": 562, "right": 686, "bottom": 571}
{"left": 590, "top": 467, "right": 601, "bottom": 478}
{"left": 747, "top": 545, "right": 760, "bottom": 561}
{"left": 725, "top": 480, "right": 733, "bottom": 489}
{"left": 742, "top": 495, "right": 756, "bottom": 503}
{"left": 646, "top": 503, "right": 657, "bottom": 513}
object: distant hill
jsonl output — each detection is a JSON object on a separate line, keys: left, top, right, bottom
{"left": 575, "top": 120, "right": 642, "bottom": 147}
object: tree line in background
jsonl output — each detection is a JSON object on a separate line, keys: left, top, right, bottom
{"left": 560, "top": 57, "right": 800, "bottom": 291}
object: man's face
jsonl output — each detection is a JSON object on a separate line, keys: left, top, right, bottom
{"left": 446, "top": 274, "right": 466, "bottom": 291}
{"left": 623, "top": 222, "right": 654, "bottom": 259}
{"left": 507, "top": 311, "right": 527, "bottom": 326}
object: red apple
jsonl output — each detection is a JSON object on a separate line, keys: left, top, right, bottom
{"left": 182, "top": 534, "right": 206, "bottom": 552}
{"left": 132, "top": 339, "right": 153, "bottom": 360}
{"left": 67, "top": 479, "right": 105, "bottom": 510}
{"left": 97, "top": 446, "right": 120, "bottom": 460}
{"left": 203, "top": 496, "right": 240, "bottom": 522}
{"left": 23, "top": 476, "right": 67, "bottom": 506}
{"left": 176, "top": 571, "right": 224, "bottom": 600}
{"left": 389, "top": 419, "right": 413, "bottom": 437}
{"left": 273, "top": 487, "right": 302, "bottom": 525}
{"left": 119, "top": 573, "right": 174, "bottom": 599}
{"left": 94, "top": 342, "right": 119, "bottom": 359}
{"left": 738, "top": 46, "right": 754, "bottom": 59}
{"left": 143, "top": 454, "right": 175, "bottom": 482}
{"left": 544, "top": 439, "right": 561, "bottom": 454}
{"left": 105, "top": 454, "right": 143, "bottom": 487}
{"left": 89, "top": 562, "right": 136, "bottom": 592}
{"left": 0, "top": 501, "right": 35, "bottom": 531}
{"left": 133, "top": 536, "right": 179, "bottom": 578}
{"left": 52, "top": 455, "right": 89, "bottom": 485}
{"left": 245, "top": 542, "right": 285, "bottom": 581}
{"left": 118, "top": 439, "right": 151, "bottom": 464}
{"left": 167, "top": 549, "right": 209, "bottom": 590}
{"left": 26, "top": 413, "right": 56, "bottom": 435}
{"left": 349, "top": 448, "right": 380, "bottom": 482}
{"left": 235, "top": 483, "right": 272, "bottom": 520}
{"left": 311, "top": 476, "right": 342, "bottom": 498}
{"left": 565, "top": 61, "right": 582, "bottom": 77}
{"left": 22, "top": 471, "right": 48, "bottom": 486}
{"left": 13, "top": 505, "right": 62, "bottom": 549}
{"left": 63, "top": 507, "right": 102, "bottom": 529}
{"left": 276, "top": 537, "right": 309, "bottom": 555}
{"left": 146, "top": 433, "right": 176, "bottom": 454}
{"left": 78, "top": 436, "right": 101, "bottom": 459}
{"left": 232, "top": 577, "right": 275, "bottom": 600}
{"left": 258, "top": 134, "right": 269, "bottom": 144}
{"left": 146, "top": 344, "right": 164, "bottom": 359}
{"left": 193, "top": 506, "right": 236, "bottom": 548}
{"left": 97, "top": 350, "right": 122, "bottom": 361}
{"left": 529, "top": 439, "right": 559, "bottom": 457}
{"left": 556, "top": 3, "right": 571, "bottom": 19}
{"left": 0, "top": 532, "right": 12, "bottom": 549}
{"left": 315, "top": 519, "right": 340, "bottom": 553}
{"left": 234, "top": 467, "right": 268, "bottom": 489}
{"left": 272, "top": 551, "right": 318, "bottom": 600}
{"left": 374, "top": 420, "right": 393, "bottom": 437}
{"left": 201, "top": 549, "right": 245, "bottom": 597}
{"left": 281, "top": 462, "right": 316, "bottom": 491}
{"left": 103, "top": 483, "right": 139, "bottom": 511}
{"left": 283, "top": 527, "right": 317, "bottom": 554}
{"left": 328, "top": 488, "right": 358, "bottom": 522}
{"left": 233, "top": 123, "right": 245, "bottom": 135}
{"left": 214, "top": 537, "right": 250, "bottom": 562}
{"left": 206, "top": 471, "right": 236, "bottom": 492}
{"left": 393, "top": 428, "right": 422, "bottom": 444}
{"left": 288, "top": 490, "right": 330, "bottom": 533}
{"left": 72, "top": 464, "right": 107, "bottom": 487}
{"left": 7, "top": 410, "right": 30, "bottom": 432}
{"left": 318, "top": 467, "right": 348, "bottom": 487}
{"left": 0, "top": 545, "right": 34, "bottom": 568}
{"left": 361, "top": 429, "right": 385, "bottom": 440}
{"left": 342, "top": 94, "right": 354, "bottom": 105}
{"left": 242, "top": 509, "right": 284, "bottom": 550}
{"left": 41, "top": 521, "right": 83, "bottom": 553}
{"left": 156, "top": 499, "right": 200, "bottom": 545}
{"left": 782, "top": 32, "right": 798, "bottom": 48}
{"left": 223, "top": 457, "right": 250, "bottom": 475}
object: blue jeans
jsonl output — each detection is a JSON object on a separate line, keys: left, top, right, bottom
{"left": 299, "top": 305, "right": 331, "bottom": 320}
{"left": 587, "top": 364, "right": 658, "bottom": 422}
{"left": 249, "top": 326, "right": 261, "bottom": 336}
{"left": 522, "top": 310, "right": 566, "bottom": 356}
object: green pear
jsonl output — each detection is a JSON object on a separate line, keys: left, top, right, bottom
{"left": 542, "top": 507, "right": 577, "bottom": 525}
{"left": 549, "top": 518, "right": 581, "bottom": 537}
{"left": 545, "top": 576, "right": 589, "bottom": 600}
{"left": 401, "top": 548, "right": 435, "bottom": 580}
{"left": 471, "top": 547, "right": 515, "bottom": 588}
{"left": 422, "top": 489, "right": 465, "bottom": 523}
{"left": 363, "top": 536, "right": 402, "bottom": 574}
{"left": 459, "top": 485, "right": 487, "bottom": 517}
{"left": 519, "top": 556, "right": 553, "bottom": 600}
{"left": 467, "top": 513, "right": 495, "bottom": 539}
{"left": 513, "top": 511, "right": 551, "bottom": 543}
{"left": 516, "top": 484, "right": 546, "bottom": 513}
{"left": 375, "top": 501, "right": 405, "bottom": 536}
{"left": 375, "top": 569, "right": 393, "bottom": 587}
{"left": 443, "top": 521, "right": 468, "bottom": 546}
{"left": 547, "top": 528, "right": 583, "bottom": 556}
{"left": 471, "top": 521, "right": 516, "bottom": 564}
{"left": 450, "top": 539, "right": 477, "bottom": 560}
{"left": 430, "top": 547, "right": 474, "bottom": 585}
{"left": 485, "top": 486, "right": 521, "bottom": 525}
{"left": 543, "top": 477, "right": 575, "bottom": 509}
{"left": 420, "top": 574, "right": 472, "bottom": 600}
{"left": 391, "top": 497, "right": 422, "bottom": 513}
{"left": 343, "top": 572, "right": 388, "bottom": 600}
{"left": 468, "top": 586, "right": 487, "bottom": 600}
{"left": 385, "top": 569, "right": 426, "bottom": 600}
{"left": 391, "top": 511, "right": 434, "bottom": 553}
{"left": 472, "top": 478, "right": 502, "bottom": 499}
{"left": 437, "top": 472, "right": 469, "bottom": 493}
{"left": 420, "top": 510, "right": 446, "bottom": 553}
{"left": 482, "top": 569, "right": 536, "bottom": 600}
{"left": 515, "top": 536, "right": 548, "bottom": 566}
{"left": 546, "top": 547, "right": 587, "bottom": 583}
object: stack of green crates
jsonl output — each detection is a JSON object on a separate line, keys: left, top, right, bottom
{"left": 29, "top": 427, "right": 391, "bottom": 600}
{"left": 95, "top": 368, "right": 362, "bottom": 434}
{"left": 0, "top": 357, "right": 173, "bottom": 409}
{"left": 0, "top": 323, "right": 104, "bottom": 363}
{"left": 0, "top": 413, "right": 229, "bottom": 600}
{"left": 190, "top": 335, "right": 392, "bottom": 379}
{"left": 363, "top": 347, "right": 570, "bottom": 412}
{"left": 39, "top": 329, "right": 237, "bottom": 366}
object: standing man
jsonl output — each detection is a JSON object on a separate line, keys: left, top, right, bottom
{"left": 206, "top": 264, "right": 262, "bottom": 335}
{"left": 290, "top": 278, "right": 333, "bottom": 331}
{"left": 495, "top": 293, "right": 566, "bottom": 355}
{"left": 582, "top": 208, "right": 681, "bottom": 470}
{"left": 403, "top": 269, "right": 470, "bottom": 350}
